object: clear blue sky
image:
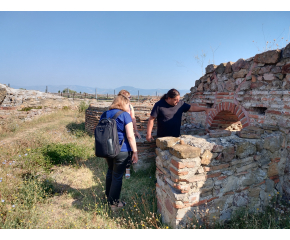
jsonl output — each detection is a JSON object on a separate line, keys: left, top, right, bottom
{"left": 0, "top": 11, "right": 290, "bottom": 90}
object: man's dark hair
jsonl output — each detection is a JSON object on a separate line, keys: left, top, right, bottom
{"left": 161, "top": 88, "right": 180, "bottom": 100}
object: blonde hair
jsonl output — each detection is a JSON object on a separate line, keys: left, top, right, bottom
{"left": 109, "top": 95, "right": 129, "bottom": 111}
{"left": 118, "top": 89, "right": 130, "bottom": 97}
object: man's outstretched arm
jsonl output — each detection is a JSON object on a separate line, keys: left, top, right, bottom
{"left": 188, "top": 104, "right": 215, "bottom": 115}
{"left": 146, "top": 116, "right": 155, "bottom": 142}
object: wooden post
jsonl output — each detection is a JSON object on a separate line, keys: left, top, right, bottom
{"left": 114, "top": 90, "right": 115, "bottom": 98}
{"left": 107, "top": 93, "right": 108, "bottom": 99}
{"left": 138, "top": 90, "right": 139, "bottom": 103}
{"left": 73, "top": 92, "right": 75, "bottom": 100}
{"left": 45, "top": 86, "right": 48, "bottom": 93}
{"left": 8, "top": 83, "right": 10, "bottom": 87}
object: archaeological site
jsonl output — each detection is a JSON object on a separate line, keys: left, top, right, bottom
{"left": 86, "top": 43, "right": 290, "bottom": 228}
{"left": 2, "top": 43, "right": 290, "bottom": 229}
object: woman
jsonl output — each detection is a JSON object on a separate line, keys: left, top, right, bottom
{"left": 118, "top": 90, "right": 141, "bottom": 179}
{"left": 99, "top": 94, "right": 138, "bottom": 211}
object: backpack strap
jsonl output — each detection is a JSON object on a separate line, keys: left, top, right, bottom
{"left": 112, "top": 110, "right": 125, "bottom": 147}
{"left": 112, "top": 110, "right": 125, "bottom": 120}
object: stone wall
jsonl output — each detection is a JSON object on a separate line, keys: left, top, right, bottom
{"left": 85, "top": 100, "right": 159, "bottom": 171}
{"left": 156, "top": 44, "right": 290, "bottom": 228}
{"left": 182, "top": 43, "right": 290, "bottom": 133}
{"left": 155, "top": 128, "right": 287, "bottom": 228}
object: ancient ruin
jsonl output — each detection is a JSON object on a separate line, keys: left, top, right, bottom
{"left": 156, "top": 43, "right": 290, "bottom": 228}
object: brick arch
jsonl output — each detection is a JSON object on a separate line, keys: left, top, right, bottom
{"left": 206, "top": 102, "right": 250, "bottom": 129}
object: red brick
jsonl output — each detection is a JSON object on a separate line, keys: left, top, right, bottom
{"left": 238, "top": 112, "right": 245, "bottom": 120}
{"left": 236, "top": 108, "right": 242, "bottom": 116}
{"left": 274, "top": 178, "right": 280, "bottom": 183}
{"left": 266, "top": 110, "right": 281, "bottom": 115}
{"left": 217, "top": 92, "right": 229, "bottom": 95}
{"left": 218, "top": 176, "right": 227, "bottom": 180}
{"left": 249, "top": 114, "right": 259, "bottom": 119}
{"left": 170, "top": 167, "right": 189, "bottom": 176}
{"left": 269, "top": 175, "right": 279, "bottom": 180}
{"left": 253, "top": 180, "right": 265, "bottom": 187}
{"left": 203, "top": 163, "right": 230, "bottom": 172}
{"left": 190, "top": 199, "right": 208, "bottom": 207}
{"left": 223, "top": 191, "right": 235, "bottom": 196}
{"left": 206, "top": 172, "right": 221, "bottom": 179}
{"left": 236, "top": 171, "right": 248, "bottom": 176}
{"left": 216, "top": 153, "right": 223, "bottom": 160}
{"left": 207, "top": 197, "right": 219, "bottom": 202}
{"left": 171, "top": 159, "right": 185, "bottom": 169}
{"left": 241, "top": 117, "right": 248, "bottom": 124}
{"left": 271, "top": 158, "right": 281, "bottom": 163}
{"left": 236, "top": 187, "right": 250, "bottom": 192}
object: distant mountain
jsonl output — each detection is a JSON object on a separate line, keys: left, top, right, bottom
{"left": 9, "top": 84, "right": 190, "bottom": 97}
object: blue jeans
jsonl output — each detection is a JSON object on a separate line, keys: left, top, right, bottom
{"left": 105, "top": 151, "right": 132, "bottom": 205}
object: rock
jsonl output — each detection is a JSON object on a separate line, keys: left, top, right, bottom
{"left": 238, "top": 126, "right": 264, "bottom": 139}
{"left": 236, "top": 141, "right": 256, "bottom": 158}
{"left": 233, "top": 69, "right": 248, "bottom": 79}
{"left": 232, "top": 59, "right": 245, "bottom": 72}
{"left": 261, "top": 124, "right": 279, "bottom": 131}
{"left": 222, "top": 146, "right": 235, "bottom": 162}
{"left": 225, "top": 62, "right": 234, "bottom": 73}
{"left": 195, "top": 80, "right": 201, "bottom": 87}
{"left": 197, "top": 83, "right": 204, "bottom": 92}
{"left": 254, "top": 49, "right": 281, "bottom": 64}
{"left": 282, "top": 43, "right": 290, "bottom": 59}
{"left": 156, "top": 137, "right": 180, "bottom": 150}
{"left": 240, "top": 81, "right": 251, "bottom": 91}
{"left": 249, "top": 187, "right": 261, "bottom": 198}
{"left": 210, "top": 81, "right": 217, "bottom": 91}
{"left": 263, "top": 135, "right": 282, "bottom": 153}
{"left": 271, "top": 66, "right": 281, "bottom": 74}
{"left": 206, "top": 64, "right": 217, "bottom": 74}
{"left": 265, "top": 179, "right": 275, "bottom": 192}
{"left": 190, "top": 87, "right": 197, "bottom": 93}
{"left": 282, "top": 63, "right": 290, "bottom": 74}
{"left": 259, "top": 65, "right": 272, "bottom": 74}
{"left": 267, "top": 162, "right": 279, "bottom": 177}
{"left": 169, "top": 144, "right": 201, "bottom": 159}
{"left": 223, "top": 176, "right": 239, "bottom": 192}
{"left": 233, "top": 192, "right": 249, "bottom": 207}
{"left": 263, "top": 73, "right": 276, "bottom": 81}
{"left": 216, "top": 63, "right": 226, "bottom": 74}
{"left": 201, "top": 150, "right": 213, "bottom": 165}
{"left": 209, "top": 130, "right": 231, "bottom": 138}
{"left": 220, "top": 209, "right": 232, "bottom": 221}
{"left": 225, "top": 80, "right": 235, "bottom": 91}
{"left": 0, "top": 87, "right": 7, "bottom": 105}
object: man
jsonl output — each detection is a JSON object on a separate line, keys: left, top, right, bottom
{"left": 146, "top": 88, "right": 214, "bottom": 141}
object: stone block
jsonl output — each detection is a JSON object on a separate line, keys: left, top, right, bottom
{"left": 249, "top": 187, "right": 261, "bottom": 198}
{"left": 282, "top": 63, "right": 290, "bottom": 74}
{"left": 223, "top": 176, "right": 239, "bottom": 192}
{"left": 225, "top": 61, "right": 234, "bottom": 73}
{"left": 263, "top": 73, "right": 276, "bottom": 81}
{"left": 209, "top": 130, "right": 231, "bottom": 138}
{"left": 232, "top": 59, "right": 245, "bottom": 72}
{"left": 263, "top": 135, "right": 282, "bottom": 153}
{"left": 206, "top": 64, "right": 217, "bottom": 74}
{"left": 238, "top": 126, "right": 264, "bottom": 139}
{"left": 201, "top": 150, "right": 213, "bottom": 165}
{"left": 233, "top": 192, "right": 249, "bottom": 207}
{"left": 236, "top": 141, "right": 256, "bottom": 158}
{"left": 254, "top": 49, "right": 281, "bottom": 64}
{"left": 267, "top": 162, "right": 279, "bottom": 177}
{"left": 233, "top": 69, "right": 248, "bottom": 78}
{"left": 221, "top": 146, "right": 235, "bottom": 162}
{"left": 156, "top": 137, "right": 180, "bottom": 150}
{"left": 265, "top": 179, "right": 275, "bottom": 192}
{"left": 282, "top": 43, "right": 290, "bottom": 59}
{"left": 169, "top": 144, "right": 201, "bottom": 159}
{"left": 225, "top": 79, "right": 235, "bottom": 91}
{"left": 216, "top": 63, "right": 226, "bottom": 74}
{"left": 236, "top": 162, "right": 257, "bottom": 173}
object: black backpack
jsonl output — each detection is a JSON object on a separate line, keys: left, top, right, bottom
{"left": 94, "top": 110, "right": 125, "bottom": 158}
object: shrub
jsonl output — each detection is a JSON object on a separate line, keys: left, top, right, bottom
{"left": 78, "top": 101, "right": 89, "bottom": 113}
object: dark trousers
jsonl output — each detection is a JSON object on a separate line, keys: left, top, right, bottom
{"left": 105, "top": 151, "right": 132, "bottom": 205}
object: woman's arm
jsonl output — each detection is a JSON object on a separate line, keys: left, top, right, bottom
{"left": 125, "top": 122, "right": 138, "bottom": 163}
{"left": 129, "top": 104, "right": 141, "bottom": 139}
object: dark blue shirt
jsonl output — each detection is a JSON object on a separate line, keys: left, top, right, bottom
{"left": 100, "top": 109, "right": 133, "bottom": 152}
{"left": 151, "top": 99, "right": 191, "bottom": 137}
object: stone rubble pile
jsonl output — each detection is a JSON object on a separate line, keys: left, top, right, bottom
{"left": 0, "top": 83, "right": 92, "bottom": 125}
